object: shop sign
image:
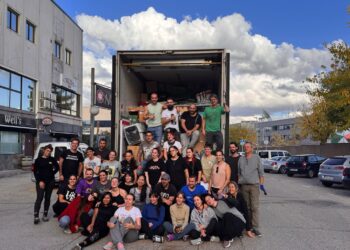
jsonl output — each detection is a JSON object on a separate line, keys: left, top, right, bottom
{"left": 42, "top": 117, "right": 53, "bottom": 126}
{"left": 95, "top": 84, "right": 112, "bottom": 109}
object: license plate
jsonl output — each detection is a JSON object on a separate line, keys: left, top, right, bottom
{"left": 323, "top": 176, "right": 334, "bottom": 181}
{"left": 290, "top": 169, "right": 298, "bottom": 172}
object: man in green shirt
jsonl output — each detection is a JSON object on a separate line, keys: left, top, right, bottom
{"left": 202, "top": 94, "right": 230, "bottom": 151}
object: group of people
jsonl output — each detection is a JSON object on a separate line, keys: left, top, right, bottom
{"left": 32, "top": 92, "right": 265, "bottom": 250}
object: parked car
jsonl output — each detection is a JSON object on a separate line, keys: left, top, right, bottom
{"left": 318, "top": 156, "right": 350, "bottom": 187}
{"left": 31, "top": 142, "right": 88, "bottom": 183}
{"left": 257, "top": 150, "right": 291, "bottom": 160}
{"left": 343, "top": 167, "right": 350, "bottom": 189}
{"left": 286, "top": 154, "right": 326, "bottom": 178}
{"left": 263, "top": 156, "right": 290, "bottom": 174}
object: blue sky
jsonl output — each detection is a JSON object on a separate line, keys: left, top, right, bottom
{"left": 56, "top": 0, "right": 349, "bottom": 49}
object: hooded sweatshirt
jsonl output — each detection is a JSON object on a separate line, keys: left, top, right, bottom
{"left": 190, "top": 206, "right": 217, "bottom": 231}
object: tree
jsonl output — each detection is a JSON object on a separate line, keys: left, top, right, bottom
{"left": 303, "top": 41, "right": 350, "bottom": 143}
{"left": 229, "top": 124, "right": 257, "bottom": 147}
{"left": 270, "top": 132, "right": 287, "bottom": 147}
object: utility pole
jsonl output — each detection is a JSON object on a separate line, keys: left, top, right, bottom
{"left": 89, "top": 68, "right": 95, "bottom": 147}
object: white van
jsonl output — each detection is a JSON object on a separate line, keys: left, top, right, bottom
{"left": 31, "top": 142, "right": 88, "bottom": 183}
{"left": 257, "top": 150, "right": 291, "bottom": 160}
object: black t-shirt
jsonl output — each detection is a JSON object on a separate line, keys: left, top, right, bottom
{"left": 118, "top": 182, "right": 135, "bottom": 194}
{"left": 180, "top": 111, "right": 202, "bottom": 133}
{"left": 165, "top": 157, "right": 187, "bottom": 191}
{"left": 94, "top": 148, "right": 110, "bottom": 161}
{"left": 57, "top": 184, "right": 76, "bottom": 202}
{"left": 226, "top": 155, "right": 240, "bottom": 183}
{"left": 154, "top": 183, "right": 177, "bottom": 204}
{"left": 185, "top": 159, "right": 203, "bottom": 177}
{"left": 145, "top": 159, "right": 166, "bottom": 187}
{"left": 34, "top": 156, "right": 59, "bottom": 183}
{"left": 120, "top": 160, "right": 137, "bottom": 176}
{"left": 95, "top": 204, "right": 117, "bottom": 229}
{"left": 61, "top": 150, "right": 84, "bottom": 179}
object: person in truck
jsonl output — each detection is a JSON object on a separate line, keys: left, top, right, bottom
{"left": 144, "top": 92, "right": 163, "bottom": 145}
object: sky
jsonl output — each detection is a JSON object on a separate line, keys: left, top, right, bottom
{"left": 55, "top": 0, "right": 349, "bottom": 122}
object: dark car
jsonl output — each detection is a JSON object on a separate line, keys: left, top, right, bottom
{"left": 286, "top": 154, "right": 326, "bottom": 178}
{"left": 343, "top": 167, "right": 350, "bottom": 189}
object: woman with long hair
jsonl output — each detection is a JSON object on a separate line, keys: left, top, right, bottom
{"left": 184, "top": 147, "right": 202, "bottom": 184}
{"left": 119, "top": 173, "right": 135, "bottom": 194}
{"left": 144, "top": 148, "right": 166, "bottom": 190}
{"left": 165, "top": 146, "right": 187, "bottom": 191}
{"left": 52, "top": 174, "right": 77, "bottom": 216}
{"left": 209, "top": 150, "right": 231, "bottom": 199}
{"left": 100, "top": 150, "right": 121, "bottom": 180}
{"left": 120, "top": 150, "right": 138, "bottom": 183}
{"left": 129, "top": 175, "right": 150, "bottom": 210}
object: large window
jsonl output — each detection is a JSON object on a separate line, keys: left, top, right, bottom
{"left": 7, "top": 8, "right": 19, "bottom": 33}
{"left": 0, "top": 131, "right": 21, "bottom": 154}
{"left": 65, "top": 49, "right": 72, "bottom": 65}
{"left": 54, "top": 42, "right": 61, "bottom": 59}
{"left": 52, "top": 85, "right": 79, "bottom": 116}
{"left": 26, "top": 20, "right": 35, "bottom": 43}
{"left": 0, "top": 68, "right": 35, "bottom": 112}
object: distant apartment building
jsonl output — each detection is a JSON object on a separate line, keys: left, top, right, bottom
{"left": 0, "top": 0, "right": 82, "bottom": 168}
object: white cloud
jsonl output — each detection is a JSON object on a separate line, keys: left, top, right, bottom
{"left": 77, "top": 7, "right": 331, "bottom": 121}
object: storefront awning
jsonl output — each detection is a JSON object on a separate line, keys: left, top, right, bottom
{"left": 49, "top": 130, "right": 78, "bottom": 137}
{"left": 0, "top": 124, "right": 37, "bottom": 132}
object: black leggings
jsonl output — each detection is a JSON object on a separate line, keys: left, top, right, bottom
{"left": 78, "top": 226, "right": 109, "bottom": 248}
{"left": 216, "top": 213, "right": 245, "bottom": 241}
{"left": 140, "top": 218, "right": 164, "bottom": 239}
{"left": 189, "top": 218, "right": 218, "bottom": 240}
{"left": 34, "top": 181, "right": 54, "bottom": 216}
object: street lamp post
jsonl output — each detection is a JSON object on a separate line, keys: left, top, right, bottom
{"left": 89, "top": 68, "right": 99, "bottom": 147}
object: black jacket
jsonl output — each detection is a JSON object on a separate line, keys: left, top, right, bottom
{"left": 33, "top": 156, "right": 59, "bottom": 183}
{"left": 224, "top": 192, "right": 252, "bottom": 230}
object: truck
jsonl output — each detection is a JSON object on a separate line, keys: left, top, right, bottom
{"left": 111, "top": 49, "right": 230, "bottom": 160}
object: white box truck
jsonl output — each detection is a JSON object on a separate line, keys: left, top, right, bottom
{"left": 111, "top": 49, "right": 230, "bottom": 159}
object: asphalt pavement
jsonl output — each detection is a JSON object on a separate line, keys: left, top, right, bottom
{"left": 0, "top": 172, "right": 349, "bottom": 250}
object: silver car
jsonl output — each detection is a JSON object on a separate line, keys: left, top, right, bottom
{"left": 318, "top": 156, "right": 350, "bottom": 187}
{"left": 263, "top": 156, "right": 289, "bottom": 174}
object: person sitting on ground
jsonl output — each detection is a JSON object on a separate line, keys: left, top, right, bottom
{"left": 200, "top": 145, "right": 216, "bottom": 189}
{"left": 120, "top": 150, "right": 138, "bottom": 183}
{"left": 204, "top": 194, "right": 246, "bottom": 248}
{"left": 165, "top": 146, "right": 187, "bottom": 191}
{"left": 33, "top": 144, "right": 58, "bottom": 224}
{"left": 223, "top": 181, "right": 255, "bottom": 238}
{"left": 163, "top": 131, "right": 182, "bottom": 161}
{"left": 154, "top": 173, "right": 177, "bottom": 222}
{"left": 73, "top": 192, "right": 117, "bottom": 250}
{"left": 110, "top": 177, "right": 127, "bottom": 208}
{"left": 163, "top": 192, "right": 195, "bottom": 241}
{"left": 104, "top": 194, "right": 142, "bottom": 250}
{"left": 119, "top": 172, "right": 135, "bottom": 194}
{"left": 144, "top": 148, "right": 166, "bottom": 190}
{"left": 180, "top": 176, "right": 207, "bottom": 210}
{"left": 188, "top": 195, "right": 219, "bottom": 246}
{"left": 184, "top": 148, "right": 203, "bottom": 184}
{"left": 140, "top": 192, "right": 165, "bottom": 241}
{"left": 129, "top": 175, "right": 150, "bottom": 210}
{"left": 100, "top": 150, "right": 121, "bottom": 180}
{"left": 90, "top": 170, "right": 111, "bottom": 201}
{"left": 209, "top": 150, "right": 231, "bottom": 199}
{"left": 52, "top": 174, "right": 77, "bottom": 217}
{"left": 83, "top": 147, "right": 101, "bottom": 178}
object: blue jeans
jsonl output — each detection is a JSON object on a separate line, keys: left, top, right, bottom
{"left": 59, "top": 215, "right": 70, "bottom": 229}
{"left": 148, "top": 125, "right": 163, "bottom": 145}
{"left": 163, "top": 221, "right": 196, "bottom": 240}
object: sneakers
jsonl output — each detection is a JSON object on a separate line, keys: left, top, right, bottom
{"left": 117, "top": 242, "right": 125, "bottom": 250}
{"left": 34, "top": 217, "right": 40, "bottom": 225}
{"left": 182, "top": 235, "right": 189, "bottom": 241}
{"left": 223, "top": 239, "right": 234, "bottom": 248}
{"left": 103, "top": 242, "right": 113, "bottom": 250}
{"left": 42, "top": 215, "right": 49, "bottom": 222}
{"left": 210, "top": 236, "right": 220, "bottom": 242}
{"left": 190, "top": 238, "right": 202, "bottom": 245}
{"left": 138, "top": 233, "right": 146, "bottom": 240}
{"left": 252, "top": 228, "right": 262, "bottom": 237}
{"left": 63, "top": 229, "right": 72, "bottom": 234}
{"left": 166, "top": 234, "right": 175, "bottom": 241}
{"left": 71, "top": 244, "right": 82, "bottom": 250}
{"left": 152, "top": 235, "right": 164, "bottom": 243}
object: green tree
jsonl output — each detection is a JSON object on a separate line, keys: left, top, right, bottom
{"left": 229, "top": 124, "right": 257, "bottom": 146}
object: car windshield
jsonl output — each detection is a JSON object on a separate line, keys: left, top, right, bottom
{"left": 259, "top": 152, "right": 268, "bottom": 158}
{"left": 323, "top": 157, "right": 346, "bottom": 165}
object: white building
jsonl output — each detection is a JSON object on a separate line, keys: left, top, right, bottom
{"left": 0, "top": 0, "right": 82, "bottom": 169}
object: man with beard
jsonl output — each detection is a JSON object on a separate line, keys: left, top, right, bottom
{"left": 162, "top": 97, "right": 180, "bottom": 140}
{"left": 144, "top": 93, "right": 163, "bottom": 145}
{"left": 226, "top": 142, "right": 240, "bottom": 183}
{"left": 180, "top": 176, "right": 206, "bottom": 210}
{"left": 180, "top": 104, "right": 202, "bottom": 155}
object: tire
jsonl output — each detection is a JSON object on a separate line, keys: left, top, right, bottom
{"left": 279, "top": 166, "right": 287, "bottom": 174}
{"left": 321, "top": 181, "right": 333, "bottom": 187}
{"left": 287, "top": 173, "right": 294, "bottom": 177}
{"left": 307, "top": 169, "right": 315, "bottom": 178}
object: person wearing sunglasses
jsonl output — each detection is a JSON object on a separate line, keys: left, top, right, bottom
{"left": 208, "top": 150, "right": 231, "bottom": 199}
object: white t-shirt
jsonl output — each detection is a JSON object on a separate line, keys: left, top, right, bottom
{"left": 83, "top": 156, "right": 101, "bottom": 177}
{"left": 114, "top": 206, "right": 142, "bottom": 223}
{"left": 162, "top": 109, "right": 179, "bottom": 131}
{"left": 163, "top": 140, "right": 182, "bottom": 152}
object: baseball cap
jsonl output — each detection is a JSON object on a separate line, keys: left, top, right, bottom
{"left": 161, "top": 173, "right": 170, "bottom": 181}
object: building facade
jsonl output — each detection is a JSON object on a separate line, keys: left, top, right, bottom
{"left": 0, "top": 0, "right": 82, "bottom": 169}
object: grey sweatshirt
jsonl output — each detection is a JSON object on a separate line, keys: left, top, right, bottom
{"left": 213, "top": 200, "right": 246, "bottom": 224}
{"left": 190, "top": 206, "right": 217, "bottom": 231}
{"left": 238, "top": 154, "right": 264, "bottom": 185}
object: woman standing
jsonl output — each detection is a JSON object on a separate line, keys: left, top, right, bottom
{"left": 120, "top": 150, "right": 138, "bottom": 183}
{"left": 110, "top": 177, "right": 127, "bottom": 208}
{"left": 73, "top": 192, "right": 117, "bottom": 249}
{"left": 104, "top": 194, "right": 142, "bottom": 250}
{"left": 163, "top": 192, "right": 195, "bottom": 241}
{"left": 144, "top": 148, "right": 166, "bottom": 190}
{"left": 209, "top": 150, "right": 231, "bottom": 199}
{"left": 129, "top": 175, "right": 150, "bottom": 210}
{"left": 184, "top": 148, "right": 202, "bottom": 184}
{"left": 52, "top": 175, "right": 77, "bottom": 216}
{"left": 165, "top": 146, "right": 187, "bottom": 191}
{"left": 33, "top": 144, "right": 58, "bottom": 224}
{"left": 100, "top": 150, "right": 121, "bottom": 180}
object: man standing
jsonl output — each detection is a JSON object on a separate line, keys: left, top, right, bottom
{"left": 226, "top": 142, "right": 240, "bottom": 183}
{"left": 180, "top": 176, "right": 206, "bottom": 210}
{"left": 59, "top": 138, "right": 84, "bottom": 182}
{"left": 137, "top": 131, "right": 161, "bottom": 169}
{"left": 162, "top": 97, "right": 180, "bottom": 139}
{"left": 238, "top": 142, "right": 264, "bottom": 237}
{"left": 94, "top": 138, "right": 110, "bottom": 162}
{"left": 180, "top": 104, "right": 202, "bottom": 154}
{"left": 201, "top": 94, "right": 230, "bottom": 151}
{"left": 144, "top": 93, "right": 163, "bottom": 144}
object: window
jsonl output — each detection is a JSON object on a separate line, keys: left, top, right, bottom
{"left": 54, "top": 42, "right": 61, "bottom": 59}
{"left": 0, "top": 131, "right": 21, "bottom": 154}
{"left": 271, "top": 152, "right": 279, "bottom": 157}
{"left": 26, "top": 21, "right": 35, "bottom": 43}
{"left": 52, "top": 85, "right": 80, "bottom": 116}
{"left": 0, "top": 68, "right": 35, "bottom": 111}
{"left": 7, "top": 8, "right": 19, "bottom": 32}
{"left": 65, "top": 49, "right": 71, "bottom": 65}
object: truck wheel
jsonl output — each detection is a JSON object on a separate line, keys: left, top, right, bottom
{"left": 321, "top": 181, "right": 333, "bottom": 187}
{"left": 279, "top": 166, "right": 287, "bottom": 174}
{"left": 307, "top": 169, "right": 315, "bottom": 178}
{"left": 287, "top": 173, "right": 294, "bottom": 177}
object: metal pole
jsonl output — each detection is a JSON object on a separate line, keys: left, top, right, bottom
{"left": 89, "top": 68, "right": 95, "bottom": 147}
{"left": 111, "top": 55, "right": 116, "bottom": 150}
